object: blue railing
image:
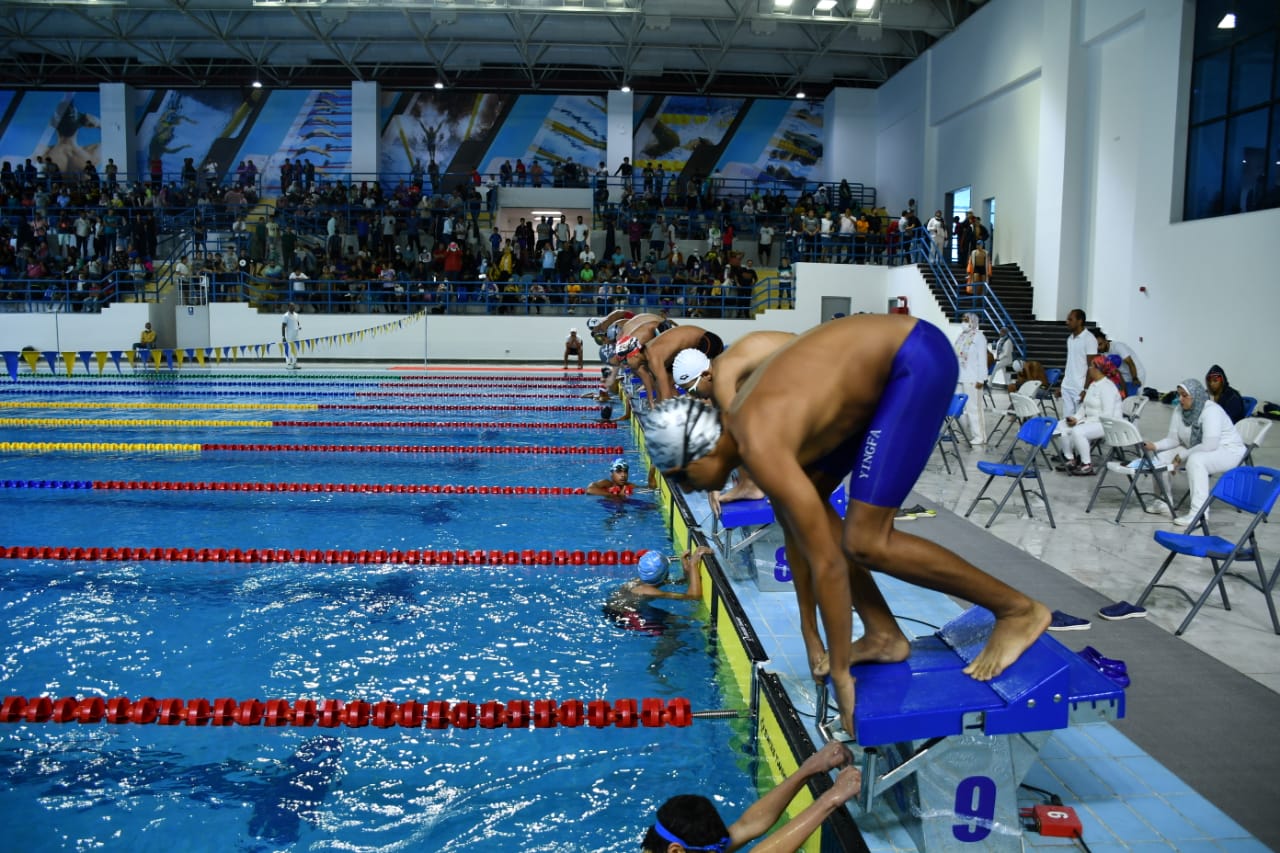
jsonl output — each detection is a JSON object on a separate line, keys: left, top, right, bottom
{"left": 910, "top": 228, "right": 1026, "bottom": 360}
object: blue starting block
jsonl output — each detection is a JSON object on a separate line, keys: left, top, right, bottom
{"left": 818, "top": 607, "right": 1125, "bottom": 851}
{"left": 714, "top": 486, "right": 849, "bottom": 591}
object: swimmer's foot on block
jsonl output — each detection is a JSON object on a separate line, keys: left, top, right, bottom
{"left": 895, "top": 504, "right": 936, "bottom": 520}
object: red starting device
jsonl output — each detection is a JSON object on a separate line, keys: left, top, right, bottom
{"left": 1032, "top": 805, "right": 1083, "bottom": 838}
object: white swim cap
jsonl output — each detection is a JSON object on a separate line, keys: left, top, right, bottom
{"left": 587, "top": 317, "right": 602, "bottom": 331}
{"left": 637, "top": 551, "right": 669, "bottom": 584}
{"left": 641, "top": 398, "right": 722, "bottom": 471}
{"left": 672, "top": 349, "right": 711, "bottom": 389}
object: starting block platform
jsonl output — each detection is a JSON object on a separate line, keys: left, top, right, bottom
{"left": 818, "top": 607, "right": 1125, "bottom": 851}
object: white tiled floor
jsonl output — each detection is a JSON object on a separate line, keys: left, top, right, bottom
{"left": 918, "top": 396, "right": 1280, "bottom": 694}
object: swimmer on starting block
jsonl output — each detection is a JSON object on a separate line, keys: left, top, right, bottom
{"left": 617, "top": 325, "right": 725, "bottom": 403}
{"left": 672, "top": 331, "right": 796, "bottom": 515}
{"left": 642, "top": 740, "right": 861, "bottom": 853}
{"left": 641, "top": 314, "right": 1051, "bottom": 735}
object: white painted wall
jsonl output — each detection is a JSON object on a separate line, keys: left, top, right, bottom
{"left": 823, "top": 89, "right": 878, "bottom": 191}
{"left": 882, "top": 0, "right": 1280, "bottom": 400}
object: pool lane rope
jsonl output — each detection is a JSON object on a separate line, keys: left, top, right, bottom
{"left": 0, "top": 442, "right": 625, "bottom": 455}
{"left": 1, "top": 546, "right": 644, "bottom": 565}
{"left": 0, "top": 402, "right": 601, "bottom": 412}
{"left": 2, "top": 389, "right": 587, "bottom": 399}
{"left": 0, "top": 418, "right": 617, "bottom": 430}
{"left": 8, "top": 379, "right": 597, "bottom": 389}
{"left": 0, "top": 695, "right": 748, "bottom": 730}
{"left": 3, "top": 480, "right": 594, "bottom": 495}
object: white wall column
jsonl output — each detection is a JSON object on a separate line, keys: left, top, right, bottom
{"left": 351, "top": 81, "right": 379, "bottom": 182}
{"left": 97, "top": 83, "right": 135, "bottom": 185}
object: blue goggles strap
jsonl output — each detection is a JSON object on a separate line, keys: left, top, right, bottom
{"left": 651, "top": 818, "right": 730, "bottom": 853}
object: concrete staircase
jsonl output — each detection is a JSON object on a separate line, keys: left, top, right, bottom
{"left": 918, "top": 261, "right": 1084, "bottom": 370}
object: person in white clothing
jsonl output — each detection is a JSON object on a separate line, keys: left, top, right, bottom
{"left": 1143, "top": 379, "right": 1246, "bottom": 525}
{"left": 953, "top": 313, "right": 989, "bottom": 444}
{"left": 992, "top": 328, "right": 1015, "bottom": 388}
{"left": 281, "top": 303, "right": 302, "bottom": 369}
{"left": 1060, "top": 309, "right": 1097, "bottom": 418}
{"left": 1057, "top": 356, "right": 1124, "bottom": 476}
{"left": 926, "top": 210, "right": 947, "bottom": 262}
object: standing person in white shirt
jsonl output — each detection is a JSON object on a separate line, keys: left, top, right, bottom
{"left": 1060, "top": 309, "right": 1097, "bottom": 418}
{"left": 926, "top": 210, "right": 947, "bottom": 262}
{"left": 756, "top": 223, "right": 774, "bottom": 265}
{"left": 281, "top": 303, "right": 303, "bottom": 370}
{"left": 953, "top": 313, "right": 989, "bottom": 444}
{"left": 1144, "top": 379, "right": 1246, "bottom": 525}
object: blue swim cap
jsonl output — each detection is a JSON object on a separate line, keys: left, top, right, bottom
{"left": 637, "top": 551, "right": 669, "bottom": 584}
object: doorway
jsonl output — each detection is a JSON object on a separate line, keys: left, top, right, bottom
{"left": 981, "top": 196, "right": 995, "bottom": 258}
{"left": 944, "top": 185, "right": 972, "bottom": 263}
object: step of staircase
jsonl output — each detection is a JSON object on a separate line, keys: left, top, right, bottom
{"left": 918, "top": 261, "right": 1094, "bottom": 372}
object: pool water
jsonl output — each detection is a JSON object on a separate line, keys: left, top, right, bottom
{"left": 0, "top": 373, "right": 758, "bottom": 852}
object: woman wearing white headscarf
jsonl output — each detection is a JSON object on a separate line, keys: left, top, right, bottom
{"left": 1143, "top": 378, "right": 1246, "bottom": 525}
{"left": 953, "top": 313, "right": 989, "bottom": 445}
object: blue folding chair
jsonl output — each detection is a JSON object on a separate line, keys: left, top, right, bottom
{"left": 964, "top": 416, "right": 1058, "bottom": 528}
{"left": 1136, "top": 467, "right": 1280, "bottom": 636}
{"left": 1241, "top": 396, "right": 1258, "bottom": 418}
{"left": 1037, "top": 367, "right": 1063, "bottom": 418}
{"left": 934, "top": 393, "right": 969, "bottom": 480}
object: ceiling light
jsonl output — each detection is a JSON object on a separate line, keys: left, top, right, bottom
{"left": 531, "top": 210, "right": 563, "bottom": 216}
{"left": 251, "top": 80, "right": 263, "bottom": 89}
{"left": 855, "top": 0, "right": 875, "bottom": 10}
{"left": 773, "top": 0, "right": 793, "bottom": 8}
{"left": 434, "top": 81, "right": 445, "bottom": 89}
{"left": 1217, "top": 13, "right": 1235, "bottom": 29}
{"left": 795, "top": 91, "right": 806, "bottom": 99}
{"left": 620, "top": 84, "right": 631, "bottom": 93}
{"left": 815, "top": 0, "right": 837, "bottom": 10}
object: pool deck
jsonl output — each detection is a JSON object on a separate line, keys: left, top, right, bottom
{"left": 687, "top": 442, "right": 1280, "bottom": 853}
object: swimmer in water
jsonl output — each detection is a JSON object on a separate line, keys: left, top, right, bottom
{"left": 640, "top": 314, "right": 1050, "bottom": 737}
{"left": 586, "top": 457, "right": 652, "bottom": 497}
{"left": 613, "top": 546, "right": 712, "bottom": 603}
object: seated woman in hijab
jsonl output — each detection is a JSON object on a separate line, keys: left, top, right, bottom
{"left": 1056, "top": 355, "right": 1124, "bottom": 476}
{"left": 1204, "top": 365, "right": 1247, "bottom": 422}
{"left": 1143, "top": 378, "right": 1246, "bottom": 526}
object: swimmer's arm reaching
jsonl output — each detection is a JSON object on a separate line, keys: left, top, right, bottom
{"left": 726, "top": 741, "right": 859, "bottom": 852}
{"left": 631, "top": 547, "right": 711, "bottom": 601}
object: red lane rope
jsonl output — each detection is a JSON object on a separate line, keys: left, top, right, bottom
{"left": 0, "top": 546, "right": 643, "bottom": 565}
{"left": 198, "top": 444, "right": 625, "bottom": 455}
{"left": 0, "top": 695, "right": 692, "bottom": 730}
{"left": 86, "top": 480, "right": 591, "bottom": 495}
{"left": 317, "top": 405, "right": 601, "bottom": 412}
{"left": 269, "top": 421, "right": 617, "bottom": 430}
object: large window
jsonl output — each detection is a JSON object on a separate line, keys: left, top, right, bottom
{"left": 1184, "top": 1, "right": 1280, "bottom": 220}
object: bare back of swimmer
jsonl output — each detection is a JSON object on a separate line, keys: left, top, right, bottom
{"left": 641, "top": 315, "right": 1051, "bottom": 736}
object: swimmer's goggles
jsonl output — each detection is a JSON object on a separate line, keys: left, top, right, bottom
{"left": 651, "top": 819, "right": 730, "bottom": 853}
{"left": 610, "top": 458, "right": 629, "bottom": 473}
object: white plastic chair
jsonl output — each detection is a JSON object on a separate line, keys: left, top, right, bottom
{"left": 1085, "top": 416, "right": 1175, "bottom": 523}
{"left": 991, "top": 391, "right": 1042, "bottom": 449}
{"left": 1236, "top": 417, "right": 1273, "bottom": 468}
{"left": 1122, "top": 394, "right": 1148, "bottom": 423}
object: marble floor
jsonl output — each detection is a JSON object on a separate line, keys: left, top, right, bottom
{"left": 916, "top": 394, "right": 1280, "bottom": 695}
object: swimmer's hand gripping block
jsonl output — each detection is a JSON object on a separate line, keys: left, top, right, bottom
{"left": 847, "top": 607, "right": 1125, "bottom": 746}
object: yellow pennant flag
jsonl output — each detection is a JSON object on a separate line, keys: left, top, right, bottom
{"left": 62, "top": 352, "right": 76, "bottom": 376}
{"left": 96, "top": 351, "right": 108, "bottom": 375}
{"left": 22, "top": 350, "right": 39, "bottom": 373}
{"left": 195, "top": 349, "right": 206, "bottom": 367}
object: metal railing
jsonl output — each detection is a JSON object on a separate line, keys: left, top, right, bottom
{"left": 910, "top": 228, "right": 1026, "bottom": 360}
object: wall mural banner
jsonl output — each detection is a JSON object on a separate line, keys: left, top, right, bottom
{"left": 379, "top": 92, "right": 515, "bottom": 182}
{"left": 632, "top": 94, "right": 823, "bottom": 189}
{"left": 133, "top": 89, "right": 352, "bottom": 188}
{"left": 0, "top": 91, "right": 103, "bottom": 174}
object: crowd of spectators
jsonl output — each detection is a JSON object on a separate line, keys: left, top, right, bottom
{"left": 2, "top": 152, "right": 931, "bottom": 316}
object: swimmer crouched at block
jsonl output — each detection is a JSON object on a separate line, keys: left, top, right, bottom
{"left": 642, "top": 740, "right": 861, "bottom": 853}
{"left": 640, "top": 314, "right": 1051, "bottom": 736}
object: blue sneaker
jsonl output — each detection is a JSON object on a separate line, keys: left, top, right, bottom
{"left": 1048, "top": 610, "right": 1091, "bottom": 631}
{"left": 1098, "top": 601, "right": 1147, "bottom": 621}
